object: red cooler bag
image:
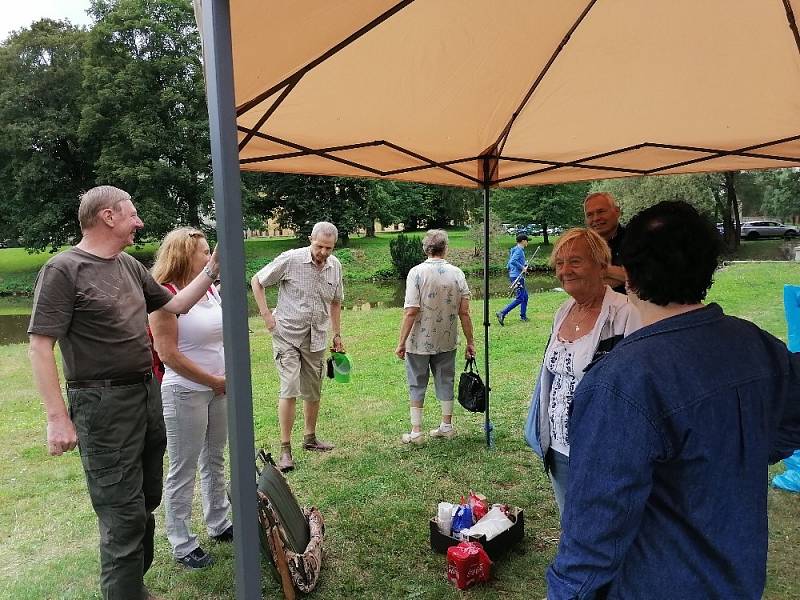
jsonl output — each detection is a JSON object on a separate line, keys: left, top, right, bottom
{"left": 446, "top": 541, "right": 492, "bottom": 590}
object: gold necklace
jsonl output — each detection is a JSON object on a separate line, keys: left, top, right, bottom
{"left": 568, "top": 296, "right": 602, "bottom": 333}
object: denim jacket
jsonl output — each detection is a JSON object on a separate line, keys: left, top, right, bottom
{"left": 546, "top": 304, "right": 800, "bottom": 600}
{"left": 525, "top": 287, "right": 640, "bottom": 461}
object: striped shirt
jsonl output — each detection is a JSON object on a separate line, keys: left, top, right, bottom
{"left": 255, "top": 246, "right": 344, "bottom": 352}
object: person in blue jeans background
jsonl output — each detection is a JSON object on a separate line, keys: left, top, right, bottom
{"left": 497, "top": 233, "right": 529, "bottom": 326}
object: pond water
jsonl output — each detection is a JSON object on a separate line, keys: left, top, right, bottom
{"left": 0, "top": 273, "right": 560, "bottom": 346}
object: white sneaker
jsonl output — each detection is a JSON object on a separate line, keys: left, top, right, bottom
{"left": 429, "top": 424, "right": 455, "bottom": 439}
{"left": 401, "top": 431, "right": 424, "bottom": 444}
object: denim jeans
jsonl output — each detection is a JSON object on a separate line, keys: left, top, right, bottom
{"left": 547, "top": 448, "right": 569, "bottom": 517}
{"left": 501, "top": 277, "right": 528, "bottom": 319}
{"left": 67, "top": 376, "right": 166, "bottom": 600}
{"left": 161, "top": 384, "right": 231, "bottom": 558}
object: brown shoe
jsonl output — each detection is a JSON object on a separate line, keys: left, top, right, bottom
{"left": 302, "top": 438, "right": 335, "bottom": 452}
{"left": 277, "top": 450, "right": 294, "bottom": 472}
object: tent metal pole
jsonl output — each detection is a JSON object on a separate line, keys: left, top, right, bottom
{"left": 201, "top": 1, "right": 261, "bottom": 597}
{"left": 482, "top": 183, "right": 493, "bottom": 449}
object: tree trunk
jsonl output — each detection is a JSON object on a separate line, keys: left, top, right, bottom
{"left": 365, "top": 218, "right": 376, "bottom": 238}
{"left": 542, "top": 221, "right": 550, "bottom": 246}
{"left": 724, "top": 172, "right": 741, "bottom": 250}
{"left": 709, "top": 174, "right": 735, "bottom": 252}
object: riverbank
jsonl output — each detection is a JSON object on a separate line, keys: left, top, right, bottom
{"left": 1, "top": 262, "right": 798, "bottom": 599}
{"left": 0, "top": 230, "right": 530, "bottom": 296}
{"left": 0, "top": 232, "right": 792, "bottom": 297}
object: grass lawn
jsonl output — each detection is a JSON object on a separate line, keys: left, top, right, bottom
{"left": 1, "top": 262, "right": 799, "bottom": 598}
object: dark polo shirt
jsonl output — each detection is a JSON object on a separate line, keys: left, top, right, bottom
{"left": 607, "top": 224, "right": 626, "bottom": 294}
{"left": 28, "top": 247, "right": 173, "bottom": 380}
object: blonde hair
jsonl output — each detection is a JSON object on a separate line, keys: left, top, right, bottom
{"left": 151, "top": 227, "right": 207, "bottom": 287}
{"left": 583, "top": 191, "right": 618, "bottom": 209}
{"left": 550, "top": 227, "right": 611, "bottom": 269}
{"left": 78, "top": 185, "right": 130, "bottom": 231}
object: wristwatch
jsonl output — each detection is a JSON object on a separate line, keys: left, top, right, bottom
{"left": 203, "top": 265, "right": 218, "bottom": 280}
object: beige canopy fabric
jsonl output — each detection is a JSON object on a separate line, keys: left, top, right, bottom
{"left": 198, "top": 0, "right": 800, "bottom": 188}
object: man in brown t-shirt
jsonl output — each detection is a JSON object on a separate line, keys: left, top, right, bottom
{"left": 28, "top": 185, "right": 219, "bottom": 600}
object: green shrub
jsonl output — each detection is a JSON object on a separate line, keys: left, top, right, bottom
{"left": 389, "top": 233, "right": 425, "bottom": 278}
{"left": 334, "top": 248, "right": 354, "bottom": 264}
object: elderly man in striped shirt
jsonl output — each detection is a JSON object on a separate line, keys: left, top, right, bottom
{"left": 251, "top": 222, "right": 345, "bottom": 472}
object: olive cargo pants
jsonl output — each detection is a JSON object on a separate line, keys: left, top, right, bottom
{"left": 68, "top": 375, "right": 166, "bottom": 600}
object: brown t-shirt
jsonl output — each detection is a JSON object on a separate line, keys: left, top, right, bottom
{"left": 28, "top": 248, "right": 173, "bottom": 380}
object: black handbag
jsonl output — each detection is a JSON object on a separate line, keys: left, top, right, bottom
{"left": 458, "top": 357, "right": 486, "bottom": 413}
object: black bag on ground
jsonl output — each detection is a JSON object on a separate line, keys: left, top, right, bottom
{"left": 458, "top": 357, "right": 485, "bottom": 413}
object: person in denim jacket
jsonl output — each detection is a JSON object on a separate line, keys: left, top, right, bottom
{"left": 547, "top": 201, "right": 800, "bottom": 600}
{"left": 524, "top": 228, "right": 640, "bottom": 515}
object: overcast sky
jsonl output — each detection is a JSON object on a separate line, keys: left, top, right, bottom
{"left": 1, "top": 0, "right": 94, "bottom": 42}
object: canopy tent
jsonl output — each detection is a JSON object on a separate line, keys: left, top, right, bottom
{"left": 193, "top": 1, "right": 800, "bottom": 596}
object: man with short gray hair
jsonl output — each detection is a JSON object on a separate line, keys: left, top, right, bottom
{"left": 28, "top": 185, "right": 219, "bottom": 600}
{"left": 395, "top": 229, "right": 475, "bottom": 444}
{"left": 251, "top": 222, "right": 345, "bottom": 472}
{"left": 584, "top": 191, "right": 627, "bottom": 293}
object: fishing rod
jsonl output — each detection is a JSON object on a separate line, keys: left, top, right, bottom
{"left": 509, "top": 245, "right": 540, "bottom": 293}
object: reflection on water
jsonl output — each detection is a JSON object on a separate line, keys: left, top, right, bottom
{"left": 0, "top": 314, "right": 30, "bottom": 345}
{"left": 0, "top": 274, "right": 560, "bottom": 345}
{"left": 342, "top": 273, "right": 560, "bottom": 311}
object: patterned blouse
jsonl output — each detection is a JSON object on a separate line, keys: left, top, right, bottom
{"left": 404, "top": 258, "right": 471, "bottom": 355}
{"left": 545, "top": 333, "right": 595, "bottom": 456}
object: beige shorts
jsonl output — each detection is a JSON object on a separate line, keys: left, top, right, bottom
{"left": 272, "top": 331, "right": 325, "bottom": 402}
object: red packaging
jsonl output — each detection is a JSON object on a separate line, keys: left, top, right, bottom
{"left": 446, "top": 541, "right": 492, "bottom": 590}
{"left": 468, "top": 491, "right": 489, "bottom": 522}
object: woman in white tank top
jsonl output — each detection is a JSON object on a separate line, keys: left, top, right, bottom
{"left": 149, "top": 228, "right": 231, "bottom": 570}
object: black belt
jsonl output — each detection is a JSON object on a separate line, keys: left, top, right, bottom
{"left": 67, "top": 371, "right": 152, "bottom": 390}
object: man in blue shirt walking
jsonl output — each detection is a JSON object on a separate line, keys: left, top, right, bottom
{"left": 496, "top": 233, "right": 529, "bottom": 326}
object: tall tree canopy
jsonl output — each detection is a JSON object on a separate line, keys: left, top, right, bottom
{"left": 81, "top": 0, "right": 211, "bottom": 239}
{"left": 589, "top": 172, "right": 750, "bottom": 250}
{"left": 492, "top": 183, "right": 588, "bottom": 244}
{"left": 0, "top": 20, "right": 94, "bottom": 250}
{"left": 755, "top": 170, "right": 800, "bottom": 221}
{"left": 248, "top": 174, "right": 378, "bottom": 245}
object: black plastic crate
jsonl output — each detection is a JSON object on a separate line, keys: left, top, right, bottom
{"left": 429, "top": 506, "right": 524, "bottom": 561}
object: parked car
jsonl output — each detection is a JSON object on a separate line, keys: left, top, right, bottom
{"left": 740, "top": 220, "right": 798, "bottom": 240}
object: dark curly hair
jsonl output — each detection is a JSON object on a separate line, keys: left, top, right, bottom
{"left": 620, "top": 201, "right": 721, "bottom": 306}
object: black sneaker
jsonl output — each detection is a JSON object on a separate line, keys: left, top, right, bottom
{"left": 177, "top": 547, "right": 213, "bottom": 570}
{"left": 211, "top": 524, "right": 233, "bottom": 543}
{"left": 496, "top": 311, "right": 505, "bottom": 326}
{"left": 521, "top": 316, "right": 529, "bottom": 322}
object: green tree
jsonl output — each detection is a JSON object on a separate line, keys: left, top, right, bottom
{"left": 756, "top": 169, "right": 800, "bottom": 221}
{"left": 591, "top": 174, "right": 716, "bottom": 222}
{"left": 248, "top": 173, "right": 378, "bottom": 246}
{"left": 81, "top": 0, "right": 211, "bottom": 240}
{"left": 428, "top": 186, "right": 480, "bottom": 229}
{"left": 0, "top": 20, "right": 94, "bottom": 250}
{"left": 590, "top": 173, "right": 745, "bottom": 249}
{"left": 492, "top": 183, "right": 588, "bottom": 244}
{"left": 389, "top": 233, "right": 425, "bottom": 278}
{"left": 467, "top": 209, "right": 504, "bottom": 257}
